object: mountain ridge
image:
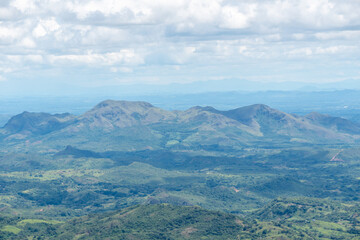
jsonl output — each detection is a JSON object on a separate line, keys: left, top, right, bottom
{"left": 1, "top": 100, "right": 359, "bottom": 151}
{"left": 1, "top": 112, "right": 76, "bottom": 137}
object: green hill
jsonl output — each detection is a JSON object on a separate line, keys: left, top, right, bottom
{"left": 2, "top": 201, "right": 360, "bottom": 239}
{"left": 0, "top": 203, "right": 309, "bottom": 240}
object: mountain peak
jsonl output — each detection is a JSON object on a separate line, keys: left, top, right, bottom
{"left": 93, "top": 100, "right": 154, "bottom": 110}
{"left": 221, "top": 104, "right": 282, "bottom": 126}
{"left": 3, "top": 111, "right": 75, "bottom": 135}
{"left": 305, "top": 112, "right": 330, "bottom": 120}
{"left": 243, "top": 104, "right": 273, "bottom": 112}
{"left": 79, "top": 100, "right": 175, "bottom": 129}
{"left": 186, "top": 106, "right": 219, "bottom": 113}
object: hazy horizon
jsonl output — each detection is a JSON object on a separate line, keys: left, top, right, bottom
{"left": 2, "top": 2, "right": 360, "bottom": 238}
{"left": 1, "top": 0, "right": 360, "bottom": 97}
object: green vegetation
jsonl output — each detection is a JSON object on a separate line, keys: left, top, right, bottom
{"left": 0, "top": 100, "right": 360, "bottom": 239}
{"left": 1, "top": 202, "right": 360, "bottom": 239}
{"left": 1, "top": 225, "right": 21, "bottom": 234}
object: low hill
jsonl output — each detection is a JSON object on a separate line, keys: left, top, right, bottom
{"left": 252, "top": 198, "right": 360, "bottom": 239}
{"left": 55, "top": 204, "right": 248, "bottom": 240}
{"left": 2, "top": 201, "right": 360, "bottom": 239}
{"left": 0, "top": 204, "right": 308, "bottom": 240}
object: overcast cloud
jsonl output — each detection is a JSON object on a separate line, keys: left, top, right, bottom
{"left": 0, "top": 0, "right": 360, "bottom": 93}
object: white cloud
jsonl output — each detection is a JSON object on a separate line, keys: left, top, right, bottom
{"left": 292, "top": 33, "right": 306, "bottom": 40}
{"left": 32, "top": 18, "right": 60, "bottom": 38}
{"left": 6, "top": 54, "right": 43, "bottom": 63}
{"left": 220, "top": 4, "right": 256, "bottom": 29}
{"left": 287, "top": 47, "right": 313, "bottom": 56}
{"left": 66, "top": 0, "right": 154, "bottom": 24}
{"left": 315, "top": 31, "right": 360, "bottom": 40}
{"left": 11, "top": 0, "right": 36, "bottom": 13}
{"left": 32, "top": 24, "right": 47, "bottom": 38}
{"left": 0, "top": 25, "right": 23, "bottom": 43}
{"left": 110, "top": 67, "right": 133, "bottom": 73}
{"left": 25, "top": 54, "right": 43, "bottom": 63}
{"left": 315, "top": 46, "right": 356, "bottom": 54}
{"left": 0, "top": 67, "right": 13, "bottom": 73}
{"left": 265, "top": 34, "right": 281, "bottom": 41}
{"left": 80, "top": 27, "right": 131, "bottom": 45}
{"left": 19, "top": 37, "right": 36, "bottom": 48}
{"left": 0, "top": 0, "right": 360, "bottom": 86}
{"left": 178, "top": 0, "right": 221, "bottom": 24}
{"left": 220, "top": 6, "right": 249, "bottom": 29}
{"left": 238, "top": 46, "right": 247, "bottom": 54}
{"left": 49, "top": 49, "right": 144, "bottom": 66}
{"left": 0, "top": 7, "right": 18, "bottom": 20}
{"left": 285, "top": 45, "right": 358, "bottom": 57}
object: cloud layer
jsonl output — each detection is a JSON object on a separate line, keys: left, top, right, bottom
{"left": 0, "top": 0, "right": 360, "bottom": 90}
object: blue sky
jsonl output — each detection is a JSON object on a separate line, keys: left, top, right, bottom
{"left": 0, "top": 0, "right": 360, "bottom": 96}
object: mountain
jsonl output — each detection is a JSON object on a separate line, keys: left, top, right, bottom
{"left": 0, "top": 112, "right": 75, "bottom": 139}
{"left": 217, "top": 104, "right": 355, "bottom": 142}
{"left": 1, "top": 100, "right": 359, "bottom": 151}
{"left": 189, "top": 104, "right": 358, "bottom": 143}
{"left": 222, "top": 104, "right": 296, "bottom": 128}
{"left": 305, "top": 112, "right": 360, "bottom": 135}
{"left": 77, "top": 100, "right": 176, "bottom": 130}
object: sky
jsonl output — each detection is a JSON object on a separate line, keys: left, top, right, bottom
{"left": 0, "top": 0, "right": 360, "bottom": 96}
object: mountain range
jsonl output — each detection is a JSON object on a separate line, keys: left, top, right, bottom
{"left": 2, "top": 100, "right": 360, "bottom": 239}
{"left": 1, "top": 100, "right": 360, "bottom": 152}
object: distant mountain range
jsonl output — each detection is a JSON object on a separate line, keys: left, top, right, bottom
{"left": 1, "top": 100, "right": 360, "bottom": 152}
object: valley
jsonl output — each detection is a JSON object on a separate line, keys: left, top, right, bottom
{"left": 0, "top": 100, "right": 360, "bottom": 239}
